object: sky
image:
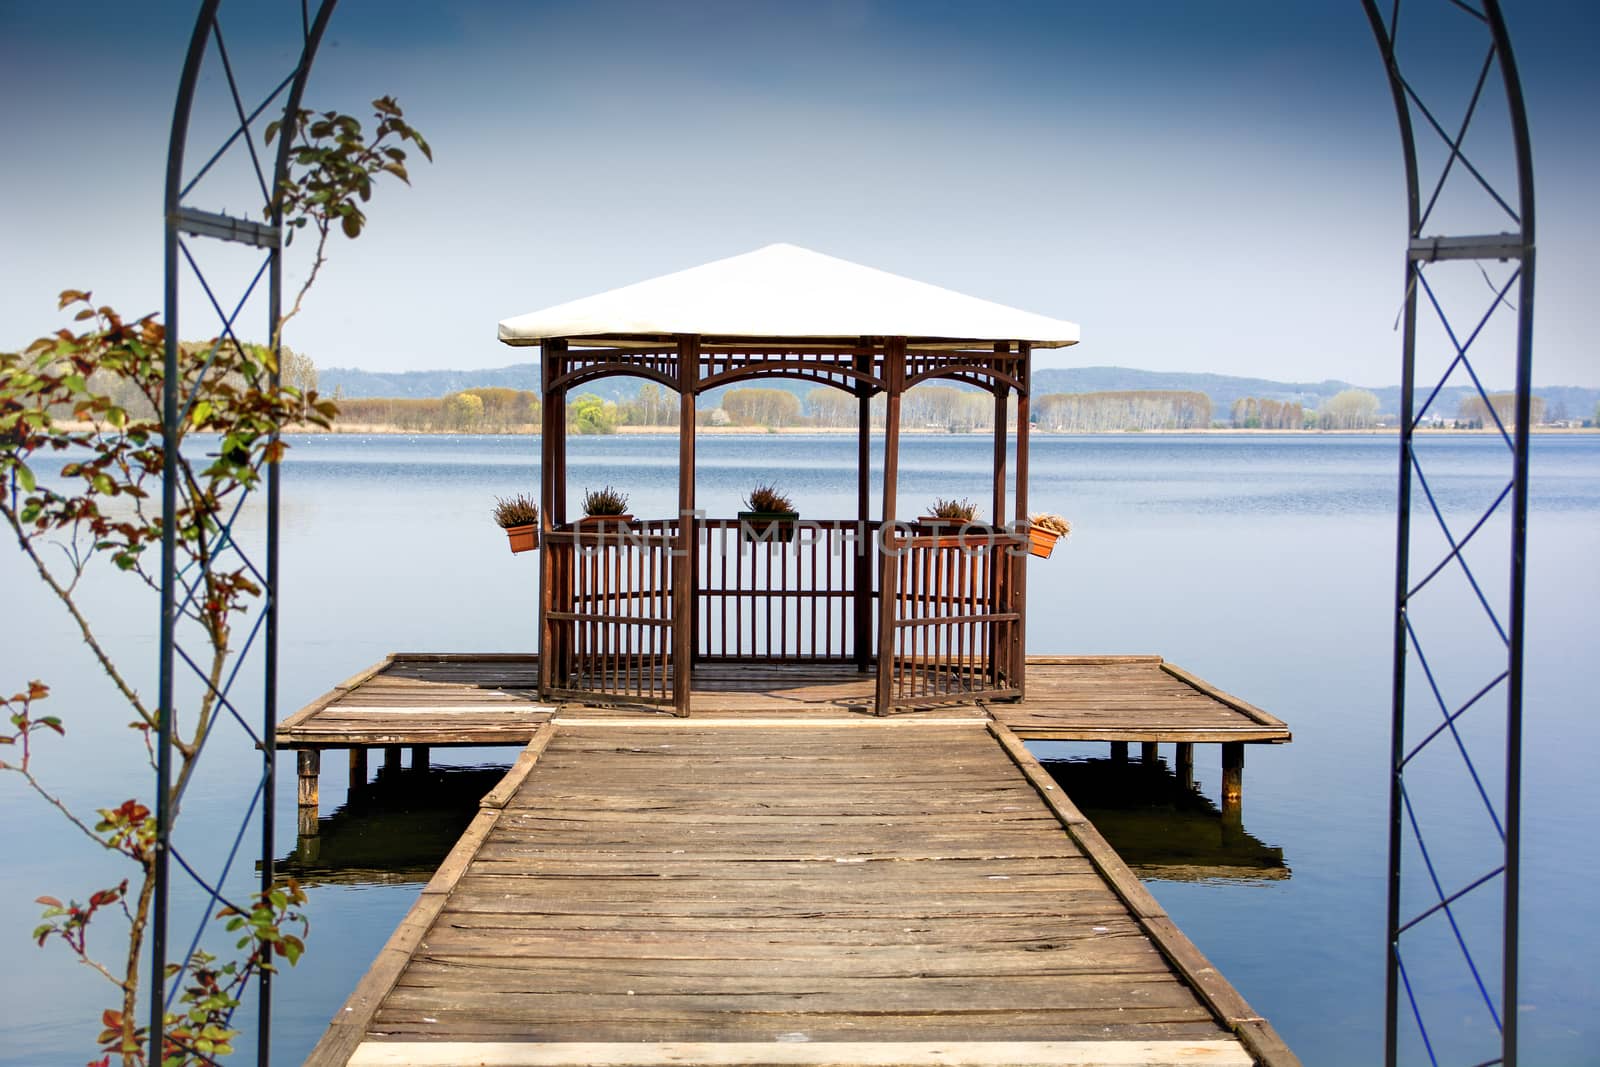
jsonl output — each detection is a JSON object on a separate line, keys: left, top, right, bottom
{"left": 1, "top": 1, "right": 1595, "bottom": 387}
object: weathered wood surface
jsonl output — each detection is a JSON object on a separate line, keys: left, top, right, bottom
{"left": 309, "top": 721, "right": 1294, "bottom": 1066}
{"left": 276, "top": 656, "right": 1289, "bottom": 749}
{"left": 346, "top": 1039, "right": 1254, "bottom": 1066}
{"left": 991, "top": 660, "right": 1291, "bottom": 743}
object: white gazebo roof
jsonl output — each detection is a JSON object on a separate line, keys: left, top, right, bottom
{"left": 498, "top": 243, "right": 1080, "bottom": 349}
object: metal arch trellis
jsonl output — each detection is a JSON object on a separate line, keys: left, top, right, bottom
{"left": 146, "top": 0, "right": 1538, "bottom": 1063}
{"left": 157, "top": 1, "right": 337, "bottom": 1063}
{"left": 1360, "top": 1, "right": 1536, "bottom": 1065}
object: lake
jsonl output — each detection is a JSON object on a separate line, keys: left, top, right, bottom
{"left": 2, "top": 432, "right": 1596, "bottom": 1065}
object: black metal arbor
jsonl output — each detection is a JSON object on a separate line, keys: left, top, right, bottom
{"left": 1362, "top": 2, "right": 1537, "bottom": 1065}
{"left": 156, "top": 0, "right": 335, "bottom": 1062}
{"left": 152, "top": 0, "right": 1538, "bottom": 1063}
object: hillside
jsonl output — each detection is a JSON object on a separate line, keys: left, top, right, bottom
{"left": 318, "top": 361, "right": 1599, "bottom": 420}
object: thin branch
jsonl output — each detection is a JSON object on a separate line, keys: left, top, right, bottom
{"left": 73, "top": 949, "right": 128, "bottom": 990}
{"left": 276, "top": 222, "right": 331, "bottom": 340}
{"left": 6, "top": 766, "right": 120, "bottom": 852}
{"left": 1, "top": 508, "right": 155, "bottom": 729}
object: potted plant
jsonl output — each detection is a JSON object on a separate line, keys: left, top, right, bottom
{"left": 920, "top": 496, "right": 978, "bottom": 526}
{"left": 492, "top": 493, "right": 540, "bottom": 554}
{"left": 580, "top": 485, "right": 632, "bottom": 528}
{"left": 739, "top": 483, "right": 798, "bottom": 542}
{"left": 1027, "top": 512, "right": 1071, "bottom": 558}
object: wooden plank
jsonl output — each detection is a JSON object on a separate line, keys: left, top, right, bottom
{"left": 551, "top": 716, "right": 984, "bottom": 728}
{"left": 420, "top": 809, "right": 501, "bottom": 897}
{"left": 348, "top": 1040, "right": 1253, "bottom": 1066}
{"left": 309, "top": 721, "right": 1288, "bottom": 1061}
{"left": 1024, "top": 655, "right": 1165, "bottom": 665}
{"left": 278, "top": 655, "right": 394, "bottom": 732}
{"left": 1160, "top": 662, "right": 1291, "bottom": 730}
{"left": 275, "top": 655, "right": 1289, "bottom": 750}
{"left": 303, "top": 730, "right": 561, "bottom": 1066}
{"left": 302, "top": 892, "right": 449, "bottom": 1067}
{"left": 479, "top": 724, "right": 558, "bottom": 809}
{"left": 987, "top": 722, "right": 1300, "bottom": 1067}
{"left": 327, "top": 705, "right": 550, "bottom": 714}
{"left": 388, "top": 653, "right": 543, "bottom": 663}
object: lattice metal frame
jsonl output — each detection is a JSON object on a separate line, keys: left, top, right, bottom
{"left": 156, "top": 2, "right": 336, "bottom": 1061}
{"left": 147, "top": 1, "right": 1541, "bottom": 1061}
{"left": 1362, "top": 2, "right": 1536, "bottom": 1064}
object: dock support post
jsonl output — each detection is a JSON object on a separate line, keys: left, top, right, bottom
{"left": 1141, "top": 741, "right": 1160, "bottom": 766}
{"left": 383, "top": 745, "right": 402, "bottom": 778}
{"left": 296, "top": 749, "right": 320, "bottom": 837}
{"left": 410, "top": 746, "right": 430, "bottom": 774}
{"left": 1176, "top": 742, "right": 1194, "bottom": 788}
{"left": 348, "top": 746, "right": 367, "bottom": 793}
{"left": 1221, "top": 742, "right": 1244, "bottom": 814}
{"left": 1110, "top": 741, "right": 1129, "bottom": 763}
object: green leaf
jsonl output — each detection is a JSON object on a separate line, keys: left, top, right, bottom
{"left": 15, "top": 464, "right": 35, "bottom": 493}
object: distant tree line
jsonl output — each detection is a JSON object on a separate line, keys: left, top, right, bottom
{"left": 337, "top": 386, "right": 542, "bottom": 431}
{"left": 1457, "top": 392, "right": 1545, "bottom": 429}
{"left": 1230, "top": 397, "right": 1305, "bottom": 429}
{"left": 314, "top": 376, "right": 1574, "bottom": 435}
{"left": 1034, "top": 390, "right": 1212, "bottom": 431}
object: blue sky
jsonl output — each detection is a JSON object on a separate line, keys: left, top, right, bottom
{"left": 2, "top": 1, "right": 1594, "bottom": 386}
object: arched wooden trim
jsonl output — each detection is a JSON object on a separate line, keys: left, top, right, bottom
{"left": 904, "top": 365, "right": 1024, "bottom": 395}
{"left": 697, "top": 364, "right": 884, "bottom": 396}
{"left": 551, "top": 364, "right": 681, "bottom": 395}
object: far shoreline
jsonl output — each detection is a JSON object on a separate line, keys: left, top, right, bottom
{"left": 281, "top": 423, "right": 1598, "bottom": 437}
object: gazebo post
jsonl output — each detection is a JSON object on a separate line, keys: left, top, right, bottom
{"left": 1014, "top": 342, "right": 1031, "bottom": 698}
{"left": 537, "top": 338, "right": 567, "bottom": 700}
{"left": 854, "top": 339, "right": 873, "bottom": 672}
{"left": 873, "top": 337, "right": 906, "bottom": 715}
{"left": 672, "top": 334, "right": 698, "bottom": 716}
{"left": 991, "top": 343, "right": 1010, "bottom": 691}
{"left": 992, "top": 343, "right": 1009, "bottom": 527}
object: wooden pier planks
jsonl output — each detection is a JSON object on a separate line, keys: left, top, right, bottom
{"left": 276, "top": 655, "right": 1290, "bottom": 749}
{"left": 308, "top": 720, "right": 1295, "bottom": 1066}
{"left": 990, "top": 659, "right": 1291, "bottom": 744}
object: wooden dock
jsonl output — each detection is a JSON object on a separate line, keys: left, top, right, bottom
{"left": 280, "top": 654, "right": 1287, "bottom": 829}
{"left": 280, "top": 654, "right": 1289, "bottom": 747}
{"left": 305, "top": 719, "right": 1294, "bottom": 1066}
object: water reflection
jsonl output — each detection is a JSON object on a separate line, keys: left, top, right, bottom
{"left": 273, "top": 753, "right": 1288, "bottom": 890}
{"left": 274, "top": 765, "right": 507, "bottom": 886}
{"left": 1042, "top": 756, "right": 1290, "bottom": 884}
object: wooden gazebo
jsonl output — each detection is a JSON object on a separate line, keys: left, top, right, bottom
{"left": 498, "top": 243, "right": 1079, "bottom": 716}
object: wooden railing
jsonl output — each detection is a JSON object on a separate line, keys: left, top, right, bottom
{"left": 881, "top": 525, "right": 1025, "bottom": 709}
{"left": 542, "top": 517, "right": 1022, "bottom": 712}
{"left": 543, "top": 519, "right": 680, "bottom": 707}
{"left": 695, "top": 519, "right": 876, "bottom": 663}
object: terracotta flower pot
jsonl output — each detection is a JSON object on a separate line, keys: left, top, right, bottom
{"left": 504, "top": 524, "right": 538, "bottom": 554}
{"left": 1028, "top": 526, "right": 1061, "bottom": 559}
{"left": 578, "top": 513, "right": 634, "bottom": 529}
{"left": 915, "top": 517, "right": 987, "bottom": 550}
{"left": 738, "top": 511, "right": 798, "bottom": 543}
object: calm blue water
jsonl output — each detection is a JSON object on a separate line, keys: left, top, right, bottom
{"left": 2, "top": 433, "right": 1595, "bottom": 1065}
